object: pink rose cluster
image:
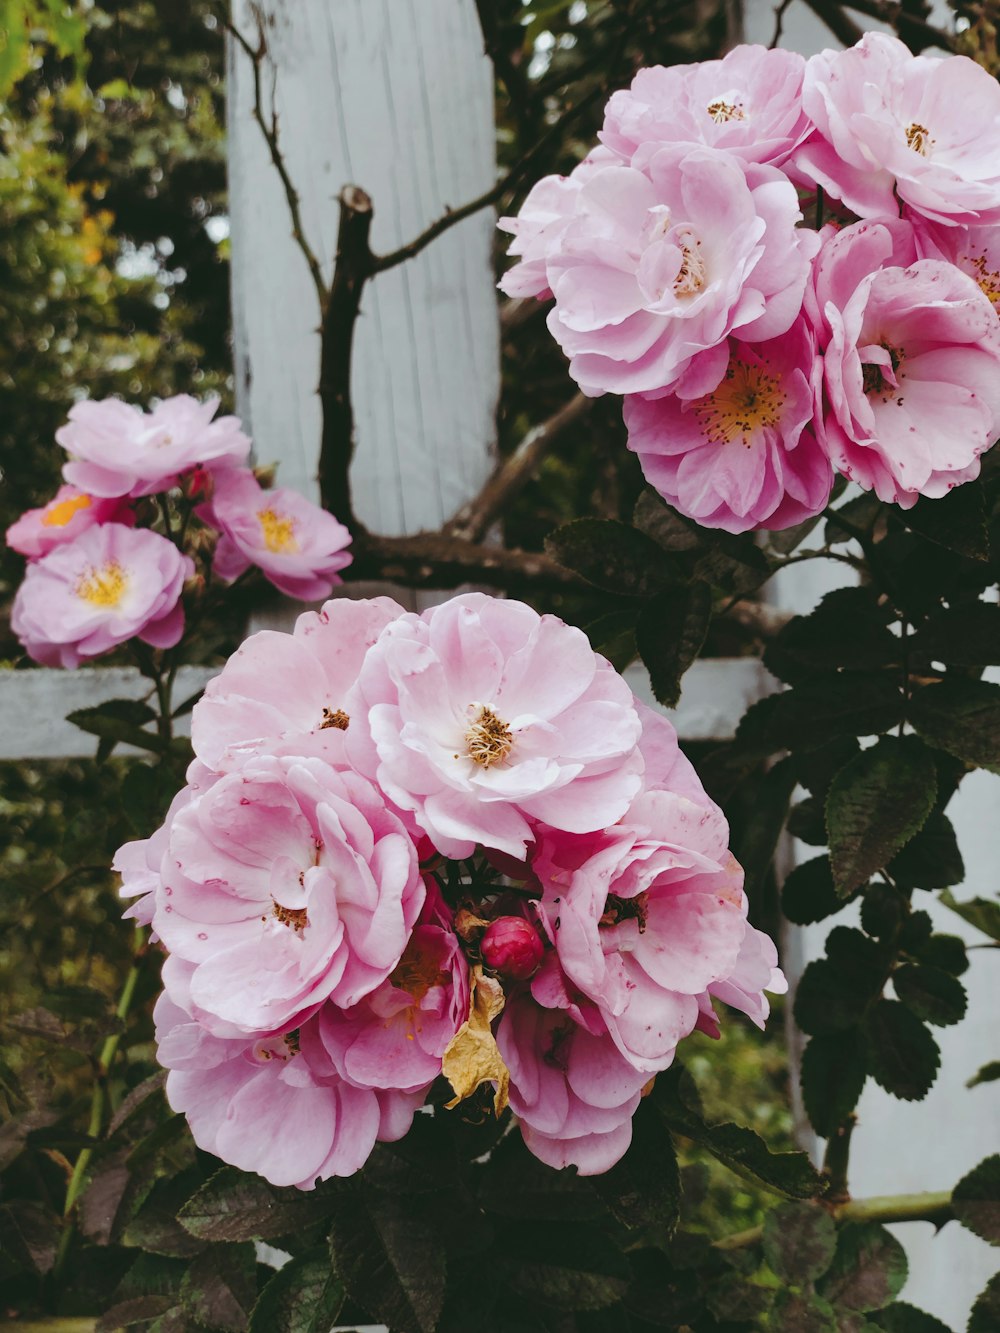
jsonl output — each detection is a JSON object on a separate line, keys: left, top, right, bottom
{"left": 500, "top": 34, "right": 1000, "bottom": 529}
{"left": 116, "top": 593, "right": 785, "bottom": 1186}
{"left": 7, "top": 395, "right": 352, "bottom": 668}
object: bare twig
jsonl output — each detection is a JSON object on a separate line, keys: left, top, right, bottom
{"left": 346, "top": 531, "right": 586, "bottom": 594}
{"left": 842, "top": 0, "right": 958, "bottom": 51}
{"left": 770, "top": 0, "right": 796, "bottom": 47}
{"left": 800, "top": 0, "right": 866, "bottom": 45}
{"left": 448, "top": 393, "right": 591, "bottom": 544}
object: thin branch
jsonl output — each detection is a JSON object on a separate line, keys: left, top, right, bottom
{"left": 474, "top": 0, "right": 536, "bottom": 132}
{"left": 346, "top": 531, "right": 587, "bottom": 594}
{"left": 822, "top": 1112, "right": 856, "bottom": 1202}
{"left": 716, "top": 1190, "right": 954, "bottom": 1250}
{"left": 447, "top": 393, "right": 591, "bottom": 544}
{"left": 800, "top": 0, "right": 866, "bottom": 46}
{"left": 770, "top": 0, "right": 796, "bottom": 48}
{"left": 843, "top": 0, "right": 958, "bottom": 51}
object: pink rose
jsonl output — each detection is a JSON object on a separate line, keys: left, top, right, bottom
{"left": 57, "top": 394, "right": 250, "bottom": 499}
{"left": 810, "top": 218, "right": 1000, "bottom": 505}
{"left": 912, "top": 215, "right": 1000, "bottom": 321}
{"left": 625, "top": 321, "right": 832, "bottom": 532}
{"left": 200, "top": 468, "right": 352, "bottom": 601}
{"left": 191, "top": 596, "right": 404, "bottom": 773}
{"left": 346, "top": 593, "right": 644, "bottom": 859}
{"left": 540, "top": 146, "right": 812, "bottom": 397}
{"left": 601, "top": 45, "right": 809, "bottom": 169}
{"left": 148, "top": 755, "right": 425, "bottom": 1034}
{"left": 11, "top": 523, "right": 192, "bottom": 669}
{"left": 481, "top": 915, "right": 545, "bottom": 981}
{"left": 6, "top": 485, "right": 132, "bottom": 561}
{"left": 796, "top": 33, "right": 1000, "bottom": 226}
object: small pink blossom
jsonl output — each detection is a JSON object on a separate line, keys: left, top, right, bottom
{"left": 810, "top": 218, "right": 1000, "bottom": 505}
{"left": 796, "top": 33, "right": 1000, "bottom": 226}
{"left": 625, "top": 322, "right": 832, "bottom": 532}
{"left": 346, "top": 593, "right": 644, "bottom": 859}
{"left": 58, "top": 395, "right": 251, "bottom": 499}
{"left": 6, "top": 485, "right": 132, "bottom": 561}
{"left": 201, "top": 468, "right": 353, "bottom": 601}
{"left": 11, "top": 523, "right": 192, "bottom": 669}
{"left": 601, "top": 45, "right": 809, "bottom": 169}
{"left": 149, "top": 755, "right": 425, "bottom": 1034}
{"left": 912, "top": 216, "right": 1000, "bottom": 322}
{"left": 538, "top": 146, "right": 812, "bottom": 397}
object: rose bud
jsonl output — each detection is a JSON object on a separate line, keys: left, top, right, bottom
{"left": 481, "top": 916, "right": 544, "bottom": 981}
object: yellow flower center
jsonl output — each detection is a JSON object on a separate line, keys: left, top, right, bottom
{"left": 674, "top": 240, "right": 706, "bottom": 297}
{"left": 76, "top": 562, "right": 129, "bottom": 608}
{"left": 319, "top": 707, "right": 350, "bottom": 730}
{"left": 43, "top": 493, "right": 92, "bottom": 528}
{"left": 968, "top": 253, "right": 1000, "bottom": 310}
{"left": 905, "top": 122, "right": 933, "bottom": 156}
{"left": 695, "top": 361, "right": 786, "bottom": 446}
{"left": 257, "top": 507, "right": 299, "bottom": 554}
{"left": 271, "top": 901, "right": 309, "bottom": 932}
{"left": 465, "top": 705, "right": 513, "bottom": 768}
{"left": 390, "top": 935, "right": 450, "bottom": 1003}
{"left": 707, "top": 99, "right": 746, "bottom": 124}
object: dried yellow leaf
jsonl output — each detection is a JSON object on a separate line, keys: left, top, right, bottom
{"left": 442, "top": 964, "right": 510, "bottom": 1115}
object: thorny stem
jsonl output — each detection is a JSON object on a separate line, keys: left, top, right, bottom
{"left": 822, "top": 1111, "right": 856, "bottom": 1201}
{"left": 715, "top": 1189, "right": 955, "bottom": 1250}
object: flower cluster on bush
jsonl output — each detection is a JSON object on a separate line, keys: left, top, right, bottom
{"left": 6, "top": 395, "right": 353, "bottom": 668}
{"left": 500, "top": 34, "right": 1000, "bottom": 531}
{"left": 115, "top": 593, "right": 784, "bottom": 1186}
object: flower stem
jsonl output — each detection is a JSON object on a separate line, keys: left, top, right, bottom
{"left": 714, "top": 1189, "right": 954, "bottom": 1250}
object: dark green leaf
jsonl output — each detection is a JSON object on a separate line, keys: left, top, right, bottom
{"left": 968, "top": 1061, "right": 1000, "bottom": 1089}
{"left": 732, "top": 757, "right": 796, "bottom": 893}
{"left": 771, "top": 1290, "right": 840, "bottom": 1332}
{"left": 795, "top": 931, "right": 886, "bottom": 1035}
{"left": 545, "top": 519, "right": 683, "bottom": 597}
{"left": 788, "top": 795, "right": 830, "bottom": 845}
{"left": 870, "top": 1301, "right": 952, "bottom": 1332}
{"left": 736, "top": 674, "right": 904, "bottom": 756}
{"left": 67, "top": 698, "right": 164, "bottom": 756}
{"left": 180, "top": 1243, "right": 257, "bottom": 1331}
{"left": 764, "top": 588, "right": 899, "bottom": 685}
{"left": 591, "top": 1097, "right": 680, "bottom": 1233}
{"left": 328, "top": 1181, "right": 446, "bottom": 1333}
{"left": 818, "top": 1222, "right": 908, "bottom": 1313}
{"left": 178, "top": 1168, "right": 341, "bottom": 1242}
{"left": 763, "top": 1201, "right": 837, "bottom": 1283}
{"left": 0, "top": 1199, "right": 59, "bottom": 1275}
{"left": 909, "top": 680, "right": 1000, "bottom": 772}
{"left": 861, "top": 883, "right": 907, "bottom": 941}
{"left": 108, "top": 1070, "right": 168, "bottom": 1138}
{"left": 863, "top": 1001, "right": 940, "bottom": 1101}
{"left": 902, "top": 483, "right": 989, "bottom": 561}
{"left": 969, "top": 1273, "right": 1000, "bottom": 1333}
{"left": 632, "top": 490, "right": 702, "bottom": 552}
{"left": 939, "top": 890, "right": 1000, "bottom": 941}
{"left": 800, "top": 1032, "right": 868, "bottom": 1138}
{"left": 826, "top": 736, "right": 937, "bottom": 897}
{"left": 911, "top": 602, "right": 1000, "bottom": 667}
{"left": 500, "top": 1222, "right": 629, "bottom": 1312}
{"left": 249, "top": 1250, "right": 345, "bottom": 1333}
{"left": 888, "top": 812, "right": 964, "bottom": 890}
{"left": 96, "top": 1295, "right": 177, "bottom": 1331}
{"left": 893, "top": 964, "right": 967, "bottom": 1027}
{"left": 910, "top": 933, "right": 968, "bottom": 977}
{"left": 584, "top": 609, "right": 637, "bottom": 673}
{"left": 636, "top": 581, "right": 712, "bottom": 708}
{"left": 768, "top": 511, "right": 824, "bottom": 555}
{"left": 481, "top": 1135, "right": 603, "bottom": 1223}
{"left": 796, "top": 737, "right": 862, "bottom": 798}
{"left": 782, "top": 856, "right": 853, "bottom": 926}
{"left": 825, "top": 493, "right": 884, "bottom": 547}
{"left": 952, "top": 1155, "right": 1000, "bottom": 1246}
{"left": 694, "top": 529, "right": 773, "bottom": 593}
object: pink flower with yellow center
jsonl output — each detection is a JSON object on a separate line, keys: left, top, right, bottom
{"left": 11, "top": 523, "right": 192, "bottom": 668}
{"left": 200, "top": 468, "right": 353, "bottom": 601}
{"left": 6, "top": 485, "right": 133, "bottom": 561}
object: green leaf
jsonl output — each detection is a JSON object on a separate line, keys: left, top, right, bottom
{"left": 952, "top": 1155, "right": 1000, "bottom": 1246}
{"left": 499, "top": 1222, "right": 629, "bottom": 1312}
{"left": 764, "top": 587, "right": 899, "bottom": 686}
{"left": 826, "top": 736, "right": 937, "bottom": 897}
{"left": 591, "top": 1097, "right": 681, "bottom": 1233}
{"left": 888, "top": 812, "right": 964, "bottom": 890}
{"left": 909, "top": 680, "right": 1000, "bottom": 772}
{"left": 863, "top": 1000, "right": 940, "bottom": 1101}
{"left": 907, "top": 932, "right": 968, "bottom": 977}
{"left": 782, "top": 856, "right": 854, "bottom": 926}
{"left": 795, "top": 930, "right": 886, "bottom": 1036}
{"left": 178, "top": 1168, "right": 340, "bottom": 1242}
{"left": 939, "top": 890, "right": 1000, "bottom": 941}
{"left": 635, "top": 581, "right": 712, "bottom": 708}
{"left": 67, "top": 698, "right": 164, "bottom": 756}
{"left": 96, "top": 1295, "right": 177, "bottom": 1331}
{"left": 763, "top": 1201, "right": 837, "bottom": 1284}
{"left": 632, "top": 489, "right": 702, "bottom": 551}
{"left": 694, "top": 528, "right": 773, "bottom": 593}
{"left": 767, "top": 511, "right": 824, "bottom": 556}
{"left": 0, "top": 1199, "right": 59, "bottom": 1275}
{"left": 861, "top": 883, "right": 906, "bottom": 942}
{"left": 180, "top": 1242, "right": 257, "bottom": 1332}
{"left": 249, "top": 1250, "right": 345, "bottom": 1333}
{"left": 911, "top": 602, "right": 1000, "bottom": 667}
{"left": 825, "top": 493, "right": 884, "bottom": 547}
{"left": 736, "top": 674, "right": 904, "bottom": 756}
{"left": 771, "top": 1290, "right": 840, "bottom": 1332}
{"left": 0, "top": 1, "right": 28, "bottom": 98}
{"left": 870, "top": 1301, "right": 952, "bottom": 1333}
{"left": 584, "top": 609, "right": 637, "bottom": 673}
{"left": 969, "top": 1272, "right": 1000, "bottom": 1333}
{"left": 800, "top": 1032, "right": 868, "bottom": 1138}
{"left": 328, "top": 1180, "right": 446, "bottom": 1333}
{"left": 968, "top": 1060, "right": 1000, "bottom": 1089}
{"left": 818, "top": 1222, "right": 908, "bottom": 1313}
{"left": 902, "top": 483, "right": 989, "bottom": 561}
{"left": 732, "top": 756, "right": 797, "bottom": 893}
{"left": 480, "top": 1135, "right": 603, "bottom": 1223}
{"left": 893, "top": 964, "right": 967, "bottom": 1027}
{"left": 545, "top": 519, "right": 683, "bottom": 597}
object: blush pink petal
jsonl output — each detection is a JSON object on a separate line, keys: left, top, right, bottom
{"left": 6, "top": 486, "right": 134, "bottom": 561}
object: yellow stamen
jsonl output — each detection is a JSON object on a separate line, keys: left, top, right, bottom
{"left": 969, "top": 253, "right": 1000, "bottom": 310}
{"left": 76, "top": 562, "right": 128, "bottom": 608}
{"left": 707, "top": 99, "right": 746, "bottom": 124}
{"left": 390, "top": 935, "right": 450, "bottom": 1003}
{"left": 43, "top": 493, "right": 92, "bottom": 528}
{"left": 257, "top": 507, "right": 299, "bottom": 554}
{"left": 320, "top": 707, "right": 350, "bottom": 730}
{"left": 465, "top": 705, "right": 513, "bottom": 768}
{"left": 695, "top": 361, "right": 786, "bottom": 447}
{"left": 674, "top": 241, "right": 706, "bottom": 297}
{"left": 906, "top": 122, "right": 932, "bottom": 156}
{"left": 272, "top": 901, "right": 308, "bottom": 932}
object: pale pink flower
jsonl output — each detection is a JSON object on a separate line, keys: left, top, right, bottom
{"left": 539, "top": 146, "right": 812, "bottom": 397}
{"left": 796, "top": 33, "right": 1000, "bottom": 226}
{"left": 708, "top": 923, "right": 787, "bottom": 1030}
{"left": 810, "top": 218, "right": 1000, "bottom": 505}
{"left": 345, "top": 593, "right": 644, "bottom": 860}
{"left": 191, "top": 596, "right": 404, "bottom": 773}
{"left": 497, "top": 990, "right": 648, "bottom": 1174}
{"left": 11, "top": 523, "right": 192, "bottom": 669}
{"left": 6, "top": 485, "right": 133, "bottom": 561}
{"left": 601, "top": 45, "right": 809, "bottom": 169}
{"left": 314, "top": 881, "right": 469, "bottom": 1094}
{"left": 912, "top": 215, "right": 1000, "bottom": 322}
{"left": 624, "top": 322, "right": 832, "bottom": 532}
{"left": 201, "top": 468, "right": 352, "bottom": 601}
{"left": 58, "top": 395, "right": 250, "bottom": 499}
{"left": 149, "top": 755, "right": 425, "bottom": 1034}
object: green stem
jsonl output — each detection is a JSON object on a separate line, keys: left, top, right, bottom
{"left": 822, "top": 1112, "right": 856, "bottom": 1201}
{"left": 715, "top": 1190, "right": 954, "bottom": 1250}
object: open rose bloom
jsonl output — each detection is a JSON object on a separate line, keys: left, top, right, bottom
{"left": 500, "top": 36, "right": 1000, "bottom": 528}
{"left": 119, "top": 594, "right": 784, "bottom": 1184}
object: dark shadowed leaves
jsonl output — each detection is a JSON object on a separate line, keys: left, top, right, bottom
{"left": 911, "top": 601, "right": 1000, "bottom": 667}
{"left": 863, "top": 1001, "right": 940, "bottom": 1101}
{"left": 545, "top": 519, "right": 683, "bottom": 597}
{"left": 795, "top": 930, "right": 885, "bottom": 1036}
{"left": 764, "top": 587, "right": 899, "bottom": 686}
{"left": 178, "top": 1168, "right": 341, "bottom": 1243}
{"left": 826, "top": 736, "right": 937, "bottom": 897}
{"left": 0, "top": 1198, "right": 60, "bottom": 1274}
{"left": 499, "top": 1222, "right": 629, "bottom": 1312}
{"left": 180, "top": 1242, "right": 257, "bottom": 1332}
{"left": 737, "top": 675, "right": 904, "bottom": 756}
{"left": 592, "top": 1097, "right": 681, "bottom": 1233}
{"left": 67, "top": 698, "right": 164, "bottom": 756}
{"left": 892, "top": 964, "right": 967, "bottom": 1027}
{"left": 782, "top": 856, "right": 854, "bottom": 926}
{"left": 248, "top": 1250, "right": 345, "bottom": 1333}
{"left": 901, "top": 482, "right": 989, "bottom": 561}
{"left": 952, "top": 1155, "right": 1000, "bottom": 1246}
{"left": 817, "top": 1223, "right": 907, "bottom": 1313}
{"left": 636, "top": 581, "right": 712, "bottom": 708}
{"left": 968, "top": 1272, "right": 1000, "bottom": 1333}
{"left": 800, "top": 1032, "right": 868, "bottom": 1138}
{"left": 939, "top": 890, "right": 1000, "bottom": 941}
{"left": 870, "top": 1301, "right": 952, "bottom": 1333}
{"left": 909, "top": 680, "right": 1000, "bottom": 772}
{"left": 480, "top": 1135, "right": 603, "bottom": 1223}
{"left": 763, "top": 1201, "right": 837, "bottom": 1284}
{"left": 887, "top": 812, "right": 963, "bottom": 890}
